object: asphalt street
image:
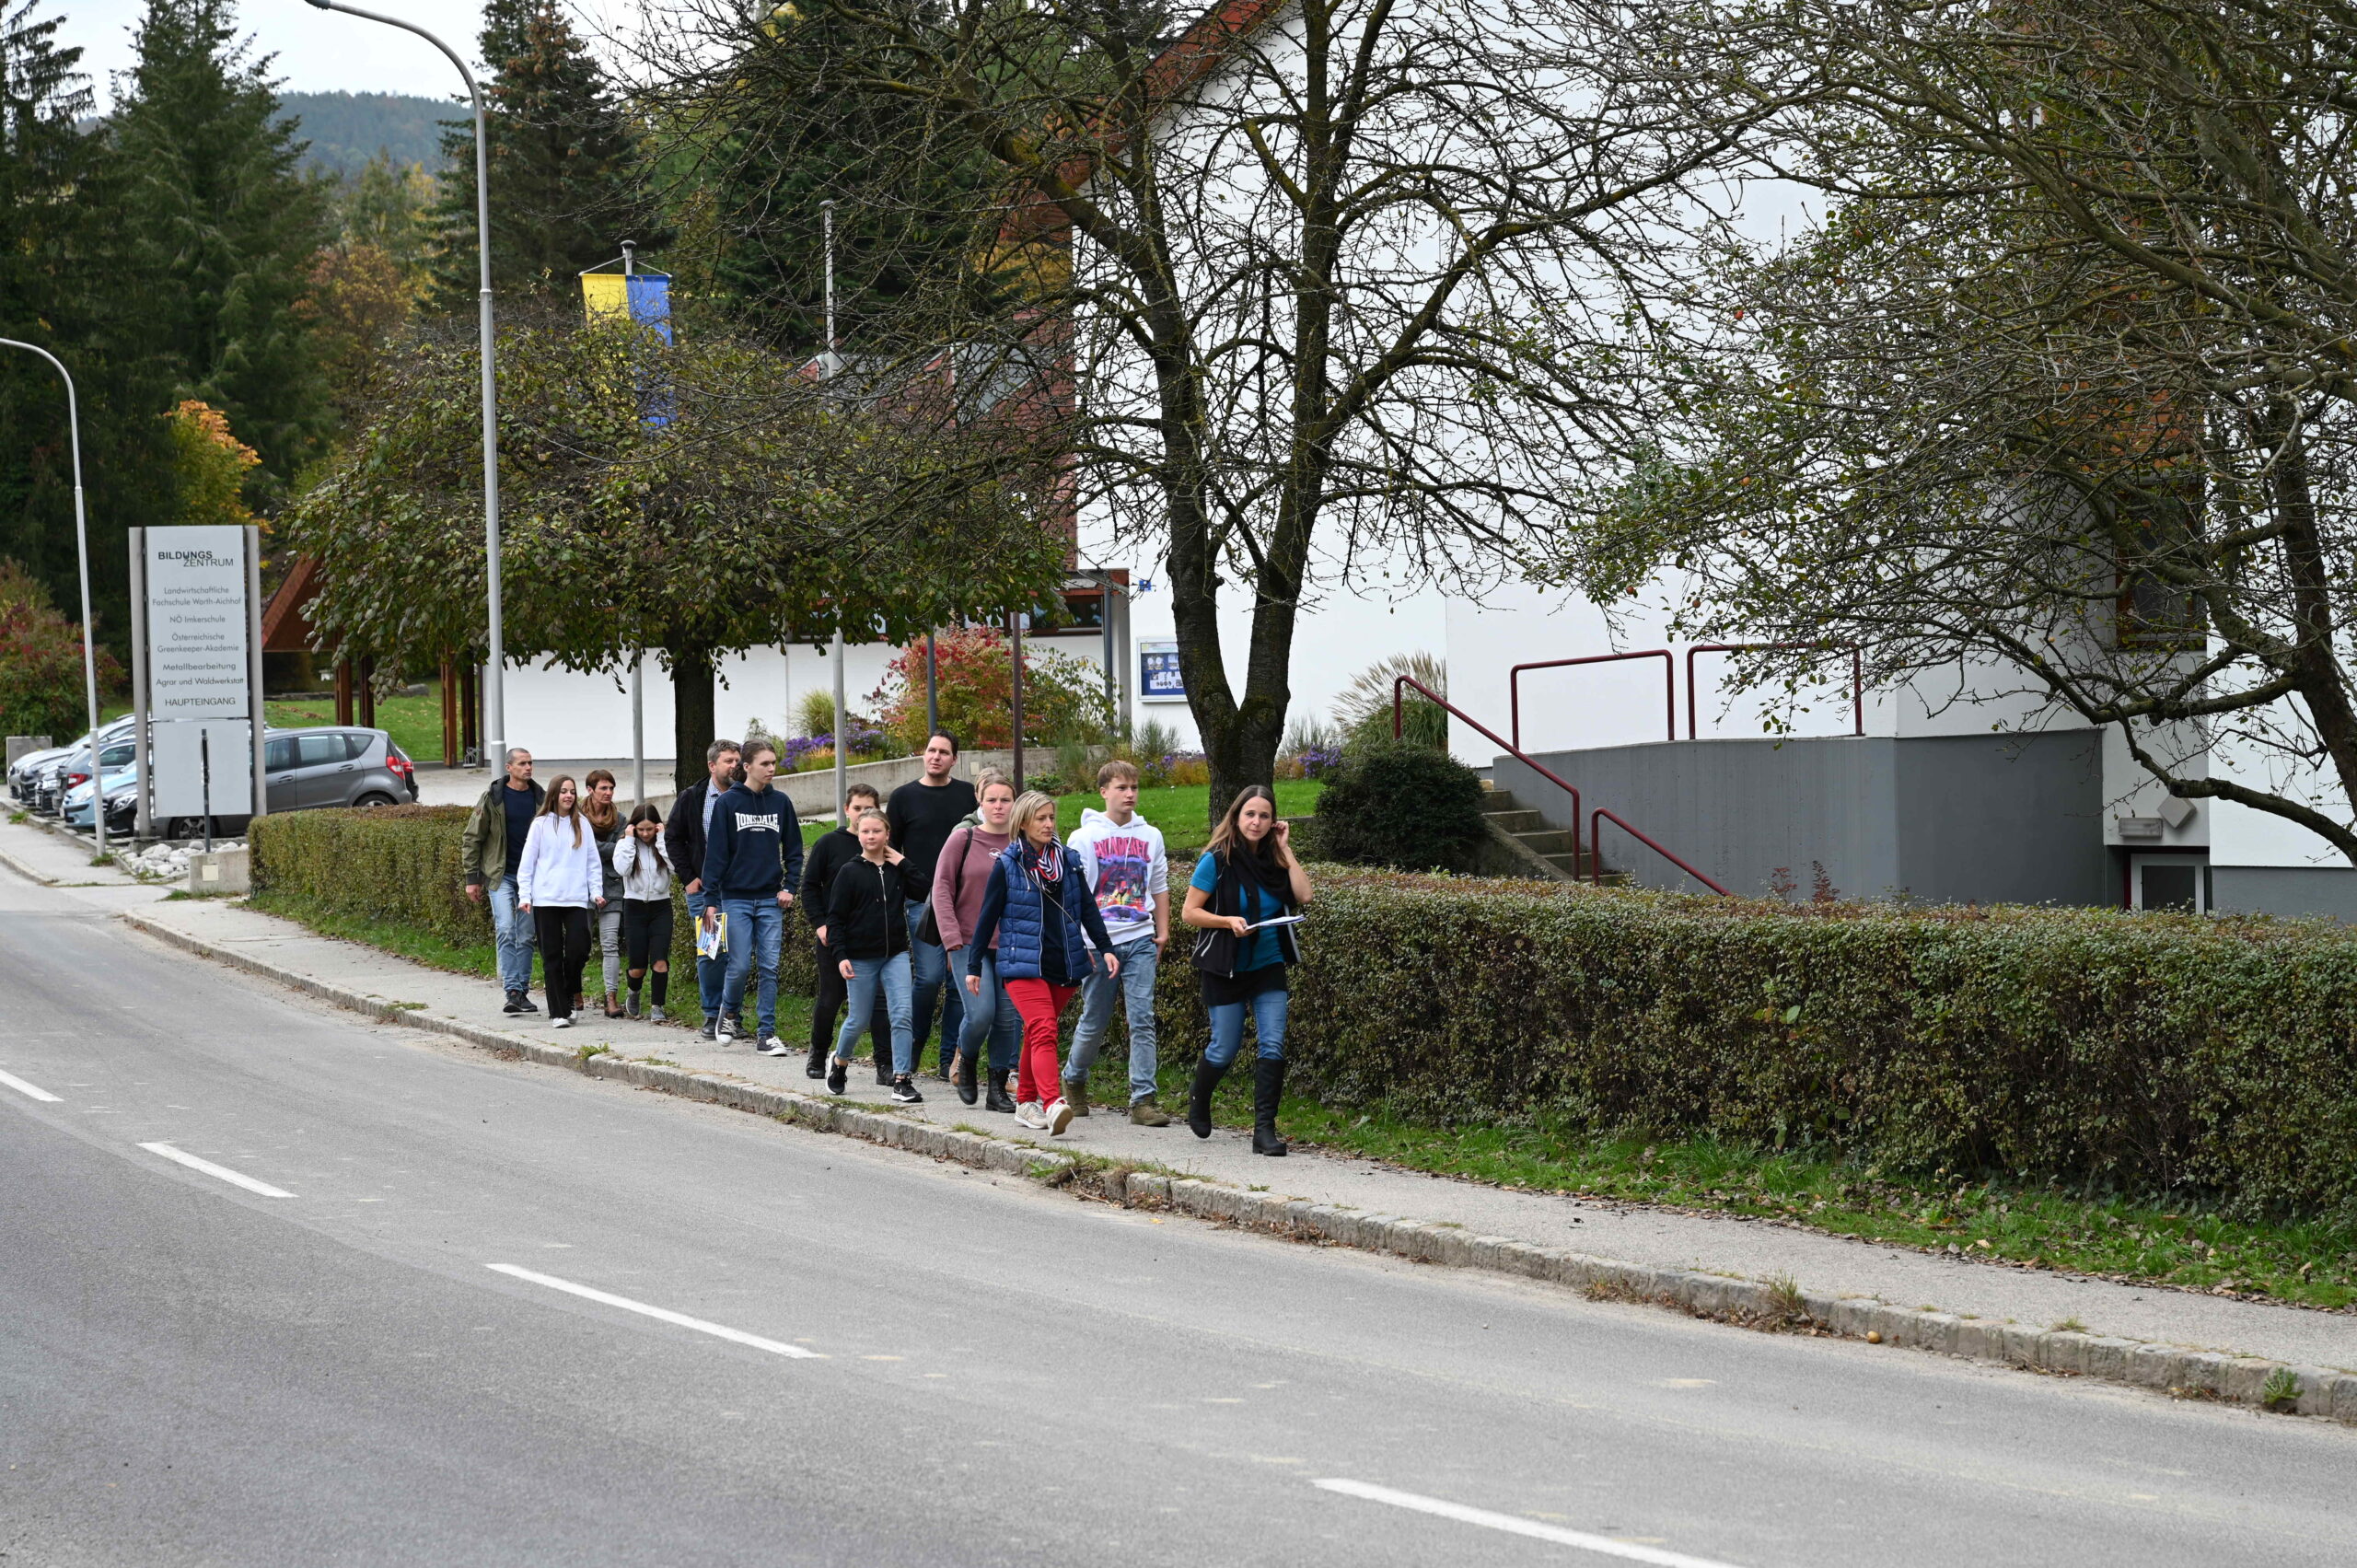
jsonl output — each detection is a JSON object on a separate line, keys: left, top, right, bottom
{"left": 4, "top": 872, "right": 2354, "bottom": 1567}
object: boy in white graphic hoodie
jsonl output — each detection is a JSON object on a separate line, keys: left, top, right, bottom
{"left": 1062, "top": 759, "right": 1173, "bottom": 1124}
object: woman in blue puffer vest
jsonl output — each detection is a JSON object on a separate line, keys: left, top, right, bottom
{"left": 965, "top": 790, "right": 1119, "bottom": 1134}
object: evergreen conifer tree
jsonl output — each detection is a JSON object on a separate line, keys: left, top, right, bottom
{"left": 108, "top": 0, "right": 334, "bottom": 485}
{"left": 427, "top": 0, "right": 663, "bottom": 308}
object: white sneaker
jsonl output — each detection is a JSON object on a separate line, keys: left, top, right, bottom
{"left": 552, "top": 1016, "right": 573, "bottom": 1029}
{"left": 756, "top": 1037, "right": 789, "bottom": 1056}
{"left": 715, "top": 1016, "right": 737, "bottom": 1043}
{"left": 1014, "top": 1101, "right": 1047, "bottom": 1129}
{"left": 1046, "top": 1098, "right": 1074, "bottom": 1135}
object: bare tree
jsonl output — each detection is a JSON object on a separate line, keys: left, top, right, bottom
{"left": 628, "top": 0, "right": 1784, "bottom": 816}
{"left": 1575, "top": 0, "right": 2357, "bottom": 861}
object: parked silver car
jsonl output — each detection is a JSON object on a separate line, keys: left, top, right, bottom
{"left": 261, "top": 726, "right": 419, "bottom": 813}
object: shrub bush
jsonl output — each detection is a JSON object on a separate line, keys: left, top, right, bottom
{"left": 0, "top": 560, "right": 124, "bottom": 736}
{"left": 869, "top": 627, "right": 1112, "bottom": 752}
{"left": 1310, "top": 738, "right": 1488, "bottom": 872}
{"left": 1145, "top": 871, "right": 2357, "bottom": 1215}
{"left": 250, "top": 805, "right": 816, "bottom": 994}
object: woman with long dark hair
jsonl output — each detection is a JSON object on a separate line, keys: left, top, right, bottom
{"left": 963, "top": 791, "right": 1119, "bottom": 1133}
{"left": 517, "top": 775, "right": 605, "bottom": 1029}
{"left": 611, "top": 802, "right": 674, "bottom": 1021}
{"left": 1180, "top": 785, "right": 1314, "bottom": 1154}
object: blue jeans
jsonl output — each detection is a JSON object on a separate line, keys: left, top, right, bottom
{"left": 685, "top": 887, "right": 725, "bottom": 1018}
{"left": 955, "top": 951, "right": 1023, "bottom": 1075}
{"left": 488, "top": 872, "right": 537, "bottom": 993}
{"left": 837, "top": 952, "right": 913, "bottom": 1074}
{"left": 905, "top": 898, "right": 964, "bottom": 1070}
{"left": 1065, "top": 935, "right": 1159, "bottom": 1101}
{"left": 1204, "top": 983, "right": 1288, "bottom": 1066}
{"left": 720, "top": 896, "right": 785, "bottom": 1037}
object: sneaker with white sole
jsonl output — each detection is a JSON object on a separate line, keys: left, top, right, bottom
{"left": 1046, "top": 1098, "right": 1074, "bottom": 1135}
{"left": 826, "top": 1058, "right": 848, "bottom": 1095}
{"left": 890, "top": 1075, "right": 924, "bottom": 1105}
{"left": 552, "top": 1016, "right": 573, "bottom": 1029}
{"left": 1014, "top": 1101, "right": 1047, "bottom": 1129}
{"left": 756, "top": 1037, "right": 790, "bottom": 1056}
{"left": 649, "top": 1005, "right": 667, "bottom": 1023}
{"left": 715, "top": 1016, "right": 737, "bottom": 1043}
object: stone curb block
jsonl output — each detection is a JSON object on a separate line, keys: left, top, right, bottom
{"left": 0, "top": 844, "right": 58, "bottom": 886}
{"left": 118, "top": 906, "right": 2357, "bottom": 1427}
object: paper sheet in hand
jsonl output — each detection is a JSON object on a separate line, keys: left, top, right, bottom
{"left": 697, "top": 910, "right": 728, "bottom": 960}
{"left": 1243, "top": 913, "right": 1305, "bottom": 932}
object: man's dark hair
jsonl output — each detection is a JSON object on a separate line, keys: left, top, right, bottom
{"left": 927, "top": 730, "right": 960, "bottom": 757}
{"left": 707, "top": 738, "right": 741, "bottom": 766}
{"left": 846, "top": 782, "right": 882, "bottom": 806}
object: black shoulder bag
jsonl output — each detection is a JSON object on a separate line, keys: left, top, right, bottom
{"left": 912, "top": 826, "right": 971, "bottom": 947}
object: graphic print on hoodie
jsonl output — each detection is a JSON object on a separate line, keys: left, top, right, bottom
{"left": 1069, "top": 807, "right": 1167, "bottom": 947}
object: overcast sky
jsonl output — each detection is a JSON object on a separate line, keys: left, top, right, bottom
{"left": 57, "top": 1, "right": 548, "bottom": 110}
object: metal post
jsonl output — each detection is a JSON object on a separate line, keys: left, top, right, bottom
{"left": 1009, "top": 611, "right": 1025, "bottom": 793}
{"left": 304, "top": 0, "right": 503, "bottom": 776}
{"left": 926, "top": 632, "right": 939, "bottom": 738}
{"left": 245, "top": 524, "right": 266, "bottom": 826}
{"left": 129, "top": 528, "right": 150, "bottom": 840}
{"left": 200, "top": 729, "right": 214, "bottom": 854}
{"left": 822, "top": 199, "right": 849, "bottom": 821}
{"left": 0, "top": 338, "right": 105, "bottom": 855}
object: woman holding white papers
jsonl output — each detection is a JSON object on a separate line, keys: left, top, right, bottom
{"left": 1181, "top": 785, "right": 1314, "bottom": 1155}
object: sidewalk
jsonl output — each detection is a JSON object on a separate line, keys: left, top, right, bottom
{"left": 87, "top": 874, "right": 2357, "bottom": 1384}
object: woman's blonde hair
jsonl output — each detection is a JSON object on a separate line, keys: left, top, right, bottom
{"left": 1203, "top": 785, "right": 1284, "bottom": 868}
{"left": 974, "top": 766, "right": 1014, "bottom": 798}
{"left": 854, "top": 807, "right": 888, "bottom": 830}
{"left": 540, "top": 774, "right": 584, "bottom": 847}
{"left": 1009, "top": 790, "right": 1059, "bottom": 845}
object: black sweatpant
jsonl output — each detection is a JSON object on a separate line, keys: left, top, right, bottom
{"left": 533, "top": 906, "right": 593, "bottom": 1022}
{"left": 808, "top": 935, "right": 877, "bottom": 1058}
{"left": 622, "top": 898, "right": 672, "bottom": 1005}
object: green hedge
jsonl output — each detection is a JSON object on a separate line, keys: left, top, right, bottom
{"left": 250, "top": 806, "right": 816, "bottom": 998}
{"left": 257, "top": 810, "right": 2357, "bottom": 1214}
{"left": 1142, "top": 872, "right": 2357, "bottom": 1217}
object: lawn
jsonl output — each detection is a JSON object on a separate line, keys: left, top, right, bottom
{"left": 1055, "top": 779, "right": 1323, "bottom": 856}
{"left": 265, "top": 691, "right": 444, "bottom": 761}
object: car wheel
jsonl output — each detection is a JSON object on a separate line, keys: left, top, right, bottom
{"left": 354, "top": 792, "right": 397, "bottom": 809}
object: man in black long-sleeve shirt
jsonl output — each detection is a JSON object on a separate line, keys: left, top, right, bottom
{"left": 888, "top": 732, "right": 979, "bottom": 1075}
{"left": 799, "top": 782, "right": 881, "bottom": 1077}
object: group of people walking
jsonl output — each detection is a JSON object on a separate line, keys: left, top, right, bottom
{"left": 460, "top": 731, "right": 1311, "bottom": 1155}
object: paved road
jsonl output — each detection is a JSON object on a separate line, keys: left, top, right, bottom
{"left": 3, "top": 876, "right": 2353, "bottom": 1567}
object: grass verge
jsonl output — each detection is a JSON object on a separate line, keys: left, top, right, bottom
{"left": 1060, "top": 1052, "right": 2357, "bottom": 1311}
{"left": 1053, "top": 780, "right": 1323, "bottom": 856}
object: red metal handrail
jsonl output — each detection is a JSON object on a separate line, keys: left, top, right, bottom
{"left": 1394, "top": 676, "right": 1582, "bottom": 866}
{"left": 1685, "top": 643, "right": 1864, "bottom": 739}
{"left": 1591, "top": 807, "right": 1729, "bottom": 895}
{"left": 1509, "top": 650, "right": 1675, "bottom": 749}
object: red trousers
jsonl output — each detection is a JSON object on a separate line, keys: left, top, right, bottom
{"left": 1004, "top": 977, "right": 1078, "bottom": 1106}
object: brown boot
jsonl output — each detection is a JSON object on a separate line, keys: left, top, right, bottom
{"left": 1128, "top": 1096, "right": 1172, "bottom": 1127}
{"left": 1065, "top": 1078, "right": 1090, "bottom": 1116}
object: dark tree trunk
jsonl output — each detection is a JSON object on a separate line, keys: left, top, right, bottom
{"left": 669, "top": 640, "right": 715, "bottom": 795}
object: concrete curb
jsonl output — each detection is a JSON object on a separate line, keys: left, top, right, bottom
{"left": 117, "top": 905, "right": 2357, "bottom": 1426}
{"left": 0, "top": 842, "right": 58, "bottom": 886}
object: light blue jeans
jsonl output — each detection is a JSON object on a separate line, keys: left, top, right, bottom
{"left": 488, "top": 872, "right": 537, "bottom": 993}
{"left": 837, "top": 952, "right": 914, "bottom": 1074}
{"left": 905, "top": 898, "right": 964, "bottom": 1071}
{"left": 955, "top": 951, "right": 1023, "bottom": 1075}
{"left": 1065, "top": 935, "right": 1159, "bottom": 1101}
{"left": 1205, "top": 982, "right": 1289, "bottom": 1066}
{"left": 721, "top": 896, "right": 785, "bottom": 1038}
{"left": 685, "top": 887, "right": 725, "bottom": 1018}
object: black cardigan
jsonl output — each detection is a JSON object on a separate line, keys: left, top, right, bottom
{"left": 825, "top": 855, "right": 912, "bottom": 965}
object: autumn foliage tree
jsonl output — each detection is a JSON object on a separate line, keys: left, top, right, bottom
{"left": 867, "top": 626, "right": 1112, "bottom": 753}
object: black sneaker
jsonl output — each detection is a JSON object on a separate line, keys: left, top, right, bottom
{"left": 502, "top": 990, "right": 529, "bottom": 1015}
{"left": 826, "top": 1058, "right": 848, "bottom": 1096}
{"left": 891, "top": 1074, "right": 924, "bottom": 1105}
{"left": 698, "top": 1016, "right": 719, "bottom": 1042}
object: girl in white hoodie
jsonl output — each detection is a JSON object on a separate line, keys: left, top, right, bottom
{"left": 517, "top": 775, "right": 605, "bottom": 1028}
{"left": 610, "top": 803, "right": 675, "bottom": 1021}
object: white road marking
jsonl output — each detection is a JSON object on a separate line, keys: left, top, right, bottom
{"left": 0, "top": 1067, "right": 62, "bottom": 1102}
{"left": 484, "top": 1265, "right": 819, "bottom": 1358}
{"left": 1312, "top": 1480, "right": 1750, "bottom": 1568}
{"left": 137, "top": 1143, "right": 294, "bottom": 1198}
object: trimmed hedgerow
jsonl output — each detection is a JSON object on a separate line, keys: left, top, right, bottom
{"left": 249, "top": 805, "right": 816, "bottom": 993}
{"left": 1150, "top": 870, "right": 2357, "bottom": 1217}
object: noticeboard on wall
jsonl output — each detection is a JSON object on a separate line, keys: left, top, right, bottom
{"left": 1139, "top": 641, "right": 1185, "bottom": 703}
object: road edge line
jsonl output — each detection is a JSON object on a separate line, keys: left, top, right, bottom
{"left": 115, "top": 903, "right": 2357, "bottom": 1426}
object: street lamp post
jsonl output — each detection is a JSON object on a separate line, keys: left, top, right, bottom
{"left": 0, "top": 338, "right": 106, "bottom": 856}
{"left": 303, "top": 0, "right": 505, "bottom": 772}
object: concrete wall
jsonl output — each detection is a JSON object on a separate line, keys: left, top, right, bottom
{"left": 1493, "top": 732, "right": 2108, "bottom": 906}
{"left": 2212, "top": 866, "right": 2357, "bottom": 921}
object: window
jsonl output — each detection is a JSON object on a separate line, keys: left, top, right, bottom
{"left": 296, "top": 733, "right": 348, "bottom": 767}
{"left": 2115, "top": 475, "right": 2205, "bottom": 650}
{"left": 264, "top": 738, "right": 296, "bottom": 772}
{"left": 2130, "top": 854, "right": 2206, "bottom": 913}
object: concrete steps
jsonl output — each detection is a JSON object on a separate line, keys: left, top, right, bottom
{"left": 1480, "top": 783, "right": 1630, "bottom": 886}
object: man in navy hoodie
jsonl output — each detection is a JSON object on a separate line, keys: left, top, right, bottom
{"left": 700, "top": 739, "right": 805, "bottom": 1049}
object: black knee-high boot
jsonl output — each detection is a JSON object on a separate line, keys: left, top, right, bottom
{"left": 1251, "top": 1058, "right": 1288, "bottom": 1156}
{"left": 1189, "top": 1058, "right": 1230, "bottom": 1140}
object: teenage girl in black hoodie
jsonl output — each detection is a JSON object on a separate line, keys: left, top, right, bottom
{"left": 824, "top": 810, "right": 921, "bottom": 1103}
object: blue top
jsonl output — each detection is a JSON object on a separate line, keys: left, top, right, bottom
{"left": 1190, "top": 854, "right": 1285, "bottom": 970}
{"left": 701, "top": 782, "right": 806, "bottom": 899}
{"left": 501, "top": 783, "right": 536, "bottom": 878}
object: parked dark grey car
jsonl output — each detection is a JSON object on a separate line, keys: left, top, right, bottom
{"left": 261, "top": 726, "right": 418, "bottom": 813}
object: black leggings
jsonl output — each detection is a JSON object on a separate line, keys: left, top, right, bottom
{"left": 533, "top": 906, "right": 592, "bottom": 1021}
{"left": 809, "top": 934, "right": 876, "bottom": 1057}
{"left": 623, "top": 898, "right": 671, "bottom": 1005}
